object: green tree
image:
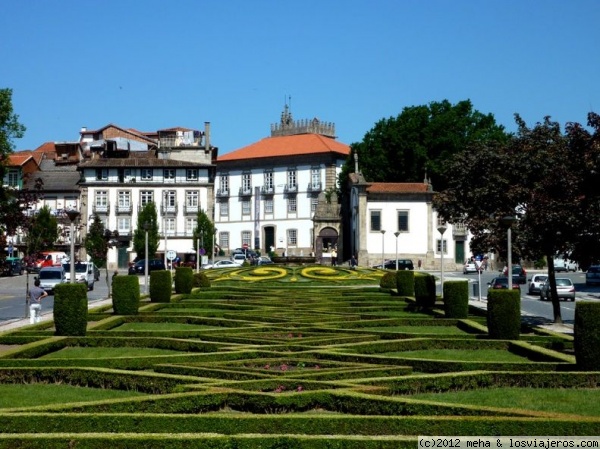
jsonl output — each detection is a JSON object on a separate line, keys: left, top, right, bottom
{"left": 193, "top": 209, "right": 215, "bottom": 256}
{"left": 26, "top": 205, "right": 59, "bottom": 255}
{"left": 434, "top": 113, "right": 600, "bottom": 323}
{"left": 132, "top": 202, "right": 159, "bottom": 260}
{"left": 339, "top": 99, "right": 508, "bottom": 191}
{"left": 85, "top": 213, "right": 108, "bottom": 269}
{"left": 0, "top": 88, "right": 26, "bottom": 163}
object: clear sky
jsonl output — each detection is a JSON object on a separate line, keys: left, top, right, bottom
{"left": 2, "top": 0, "right": 599, "bottom": 155}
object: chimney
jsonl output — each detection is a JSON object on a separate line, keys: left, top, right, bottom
{"left": 204, "top": 122, "right": 211, "bottom": 152}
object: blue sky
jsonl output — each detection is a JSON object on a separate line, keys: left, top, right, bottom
{"left": 2, "top": 0, "right": 599, "bottom": 154}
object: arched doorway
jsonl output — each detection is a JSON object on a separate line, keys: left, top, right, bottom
{"left": 316, "top": 227, "right": 338, "bottom": 263}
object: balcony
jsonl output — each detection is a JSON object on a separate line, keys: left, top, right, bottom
{"left": 261, "top": 185, "right": 275, "bottom": 195}
{"left": 452, "top": 222, "right": 468, "bottom": 239}
{"left": 307, "top": 182, "right": 322, "bottom": 192}
{"left": 216, "top": 188, "right": 230, "bottom": 198}
{"left": 93, "top": 203, "right": 110, "bottom": 214}
{"left": 116, "top": 203, "right": 133, "bottom": 214}
{"left": 161, "top": 203, "right": 178, "bottom": 216}
{"left": 239, "top": 187, "right": 253, "bottom": 197}
{"left": 184, "top": 204, "right": 199, "bottom": 215}
{"left": 284, "top": 184, "right": 298, "bottom": 193}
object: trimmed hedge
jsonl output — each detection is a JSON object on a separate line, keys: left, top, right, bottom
{"left": 150, "top": 270, "right": 172, "bottom": 303}
{"left": 193, "top": 271, "right": 211, "bottom": 288}
{"left": 379, "top": 272, "right": 396, "bottom": 290}
{"left": 414, "top": 272, "right": 436, "bottom": 308}
{"left": 395, "top": 271, "right": 415, "bottom": 296}
{"left": 574, "top": 301, "right": 600, "bottom": 370}
{"left": 443, "top": 280, "right": 468, "bottom": 318}
{"left": 174, "top": 267, "right": 194, "bottom": 294}
{"left": 53, "top": 283, "right": 88, "bottom": 336}
{"left": 487, "top": 289, "right": 521, "bottom": 339}
{"left": 112, "top": 275, "right": 140, "bottom": 315}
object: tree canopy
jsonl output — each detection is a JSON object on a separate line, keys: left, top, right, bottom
{"left": 132, "top": 203, "right": 160, "bottom": 260}
{"left": 85, "top": 213, "right": 109, "bottom": 269}
{"left": 339, "top": 99, "right": 509, "bottom": 191}
{"left": 193, "top": 209, "right": 215, "bottom": 256}
{"left": 26, "top": 205, "right": 58, "bottom": 256}
{"left": 434, "top": 112, "right": 600, "bottom": 322}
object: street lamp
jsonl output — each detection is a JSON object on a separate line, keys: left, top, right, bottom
{"left": 394, "top": 231, "right": 400, "bottom": 270}
{"left": 65, "top": 209, "right": 81, "bottom": 284}
{"left": 212, "top": 228, "right": 217, "bottom": 266}
{"left": 143, "top": 222, "right": 150, "bottom": 295}
{"left": 437, "top": 224, "right": 447, "bottom": 295}
{"left": 501, "top": 216, "right": 517, "bottom": 288}
{"left": 380, "top": 229, "right": 386, "bottom": 267}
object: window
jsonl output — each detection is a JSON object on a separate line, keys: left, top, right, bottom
{"left": 242, "top": 173, "right": 252, "bottom": 193}
{"left": 264, "top": 198, "right": 274, "bottom": 214}
{"left": 264, "top": 171, "right": 274, "bottom": 191}
{"left": 397, "top": 210, "right": 409, "bottom": 232}
{"left": 242, "top": 231, "right": 252, "bottom": 248}
{"left": 164, "top": 190, "right": 176, "bottom": 206}
{"left": 370, "top": 210, "right": 381, "bottom": 231}
{"left": 140, "top": 190, "right": 154, "bottom": 206}
{"left": 437, "top": 239, "right": 448, "bottom": 254}
{"left": 219, "top": 174, "right": 229, "bottom": 193}
{"left": 95, "top": 191, "right": 108, "bottom": 211}
{"left": 287, "top": 195, "right": 297, "bottom": 213}
{"left": 220, "top": 200, "right": 229, "bottom": 217}
{"left": 287, "top": 168, "right": 297, "bottom": 190}
{"left": 164, "top": 218, "right": 176, "bottom": 236}
{"left": 7, "top": 169, "right": 19, "bottom": 186}
{"left": 117, "top": 217, "right": 131, "bottom": 235}
{"left": 95, "top": 169, "right": 108, "bottom": 181}
{"left": 164, "top": 169, "right": 175, "bottom": 182}
{"left": 311, "top": 196, "right": 319, "bottom": 212}
{"left": 220, "top": 232, "right": 230, "bottom": 250}
{"left": 242, "top": 200, "right": 251, "bottom": 216}
{"left": 141, "top": 168, "right": 153, "bottom": 180}
{"left": 186, "top": 169, "right": 198, "bottom": 181}
{"left": 118, "top": 191, "right": 131, "bottom": 208}
{"left": 287, "top": 229, "right": 297, "bottom": 246}
{"left": 185, "top": 218, "right": 197, "bottom": 236}
{"left": 311, "top": 167, "right": 320, "bottom": 189}
{"left": 186, "top": 190, "right": 199, "bottom": 210}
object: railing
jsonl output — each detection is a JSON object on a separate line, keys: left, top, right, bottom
{"left": 307, "top": 182, "right": 322, "bottom": 192}
{"left": 184, "top": 204, "right": 199, "bottom": 215}
{"left": 160, "top": 203, "right": 178, "bottom": 216}
{"left": 159, "top": 136, "right": 202, "bottom": 148}
{"left": 239, "top": 187, "right": 253, "bottom": 196}
{"left": 93, "top": 203, "right": 110, "bottom": 214}
{"left": 284, "top": 184, "right": 298, "bottom": 193}
{"left": 116, "top": 203, "right": 133, "bottom": 214}
{"left": 261, "top": 185, "right": 275, "bottom": 195}
{"left": 216, "top": 188, "right": 229, "bottom": 197}
{"left": 452, "top": 222, "right": 468, "bottom": 238}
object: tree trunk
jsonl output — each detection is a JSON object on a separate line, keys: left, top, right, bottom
{"left": 546, "top": 256, "right": 563, "bottom": 324}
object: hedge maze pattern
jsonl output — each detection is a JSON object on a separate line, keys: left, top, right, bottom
{"left": 0, "top": 267, "right": 598, "bottom": 449}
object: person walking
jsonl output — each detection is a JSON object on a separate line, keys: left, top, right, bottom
{"left": 28, "top": 279, "right": 48, "bottom": 324}
{"left": 331, "top": 248, "right": 337, "bottom": 267}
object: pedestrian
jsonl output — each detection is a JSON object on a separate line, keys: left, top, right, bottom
{"left": 331, "top": 248, "right": 337, "bottom": 267}
{"left": 28, "top": 279, "right": 48, "bottom": 324}
{"left": 350, "top": 254, "right": 357, "bottom": 269}
{"left": 418, "top": 259, "right": 422, "bottom": 270}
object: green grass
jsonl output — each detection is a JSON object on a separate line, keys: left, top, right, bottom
{"left": 110, "top": 322, "right": 223, "bottom": 331}
{"left": 40, "top": 346, "right": 187, "bottom": 359}
{"left": 0, "top": 383, "right": 145, "bottom": 409}
{"left": 361, "top": 326, "right": 468, "bottom": 334}
{"left": 384, "top": 349, "right": 527, "bottom": 362}
{"left": 411, "top": 387, "right": 600, "bottom": 416}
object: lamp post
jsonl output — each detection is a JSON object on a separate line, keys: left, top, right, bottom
{"left": 437, "top": 224, "right": 447, "bottom": 295}
{"left": 380, "top": 229, "right": 386, "bottom": 267}
{"left": 394, "top": 231, "right": 400, "bottom": 270}
{"left": 501, "top": 216, "right": 517, "bottom": 288}
{"left": 212, "top": 228, "right": 217, "bottom": 266}
{"left": 65, "top": 209, "right": 81, "bottom": 284}
{"left": 143, "top": 222, "right": 150, "bottom": 295}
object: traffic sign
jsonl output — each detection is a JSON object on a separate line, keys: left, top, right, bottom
{"left": 242, "top": 243, "right": 249, "bottom": 249}
{"left": 166, "top": 250, "right": 177, "bottom": 261}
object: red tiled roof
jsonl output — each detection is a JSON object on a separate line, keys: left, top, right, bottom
{"left": 218, "top": 134, "right": 350, "bottom": 162}
{"left": 7, "top": 151, "right": 33, "bottom": 166}
{"left": 33, "top": 142, "right": 56, "bottom": 153}
{"left": 367, "top": 183, "right": 430, "bottom": 194}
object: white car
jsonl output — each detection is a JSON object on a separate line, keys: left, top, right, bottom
{"left": 463, "top": 262, "right": 479, "bottom": 274}
{"left": 202, "top": 260, "right": 242, "bottom": 269}
{"left": 528, "top": 274, "right": 548, "bottom": 295}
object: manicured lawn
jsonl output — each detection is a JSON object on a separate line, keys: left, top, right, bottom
{"left": 0, "top": 384, "right": 144, "bottom": 409}
{"left": 361, "top": 326, "right": 468, "bottom": 335}
{"left": 411, "top": 387, "right": 600, "bottom": 416}
{"left": 110, "top": 322, "right": 223, "bottom": 331}
{"left": 40, "top": 347, "right": 187, "bottom": 359}
{"left": 384, "top": 349, "right": 528, "bottom": 362}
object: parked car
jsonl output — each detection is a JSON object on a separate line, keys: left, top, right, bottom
{"left": 38, "top": 266, "right": 67, "bottom": 295}
{"left": 586, "top": 265, "right": 600, "bottom": 286}
{"left": 2, "top": 257, "right": 24, "bottom": 276}
{"left": 528, "top": 274, "right": 548, "bottom": 295}
{"left": 232, "top": 253, "right": 248, "bottom": 264}
{"left": 553, "top": 258, "right": 578, "bottom": 272}
{"left": 254, "top": 256, "right": 274, "bottom": 266}
{"left": 503, "top": 265, "right": 527, "bottom": 284}
{"left": 487, "top": 277, "right": 521, "bottom": 291}
{"left": 463, "top": 262, "right": 479, "bottom": 274}
{"left": 202, "top": 260, "right": 242, "bottom": 269}
{"left": 374, "top": 259, "right": 414, "bottom": 270}
{"left": 540, "top": 277, "right": 575, "bottom": 301}
{"left": 128, "top": 259, "right": 166, "bottom": 275}
{"left": 63, "top": 262, "right": 96, "bottom": 291}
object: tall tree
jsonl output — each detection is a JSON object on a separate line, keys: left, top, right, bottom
{"left": 85, "top": 213, "right": 108, "bottom": 269}
{"left": 26, "top": 205, "right": 59, "bottom": 255}
{"left": 434, "top": 113, "right": 600, "bottom": 323}
{"left": 339, "top": 99, "right": 509, "bottom": 191}
{"left": 193, "top": 209, "right": 215, "bottom": 256}
{"left": 132, "top": 202, "right": 160, "bottom": 260}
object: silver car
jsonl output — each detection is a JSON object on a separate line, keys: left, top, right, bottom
{"left": 540, "top": 277, "right": 575, "bottom": 301}
{"left": 38, "top": 266, "right": 67, "bottom": 295}
{"left": 528, "top": 274, "right": 548, "bottom": 295}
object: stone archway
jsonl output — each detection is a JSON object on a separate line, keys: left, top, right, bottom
{"left": 316, "top": 227, "right": 339, "bottom": 264}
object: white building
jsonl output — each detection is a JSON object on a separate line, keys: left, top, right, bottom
{"left": 77, "top": 124, "right": 216, "bottom": 269}
{"left": 215, "top": 107, "right": 350, "bottom": 258}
